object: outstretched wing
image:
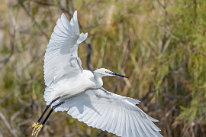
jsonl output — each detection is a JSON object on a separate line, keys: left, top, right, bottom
{"left": 55, "top": 88, "right": 162, "bottom": 137}
{"left": 44, "top": 11, "right": 88, "bottom": 86}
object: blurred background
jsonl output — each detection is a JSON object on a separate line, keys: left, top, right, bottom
{"left": 0, "top": 0, "right": 206, "bottom": 137}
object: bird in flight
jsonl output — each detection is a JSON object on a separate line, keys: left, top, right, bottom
{"left": 32, "top": 11, "right": 162, "bottom": 137}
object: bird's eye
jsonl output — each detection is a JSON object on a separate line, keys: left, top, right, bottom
{"left": 105, "top": 71, "right": 110, "bottom": 74}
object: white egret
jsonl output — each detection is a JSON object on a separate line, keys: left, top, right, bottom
{"left": 32, "top": 11, "right": 162, "bottom": 137}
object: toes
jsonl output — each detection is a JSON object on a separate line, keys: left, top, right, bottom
{"left": 32, "top": 124, "right": 43, "bottom": 137}
{"left": 32, "top": 123, "right": 39, "bottom": 136}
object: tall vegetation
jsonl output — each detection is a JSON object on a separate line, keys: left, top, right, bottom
{"left": 0, "top": 0, "right": 206, "bottom": 136}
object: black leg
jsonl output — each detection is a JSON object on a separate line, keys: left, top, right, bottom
{"left": 37, "top": 105, "right": 49, "bottom": 123}
{"left": 36, "top": 96, "right": 61, "bottom": 123}
{"left": 49, "top": 96, "right": 61, "bottom": 105}
{"left": 32, "top": 98, "right": 63, "bottom": 137}
{"left": 41, "top": 108, "right": 53, "bottom": 125}
{"left": 41, "top": 102, "right": 64, "bottom": 125}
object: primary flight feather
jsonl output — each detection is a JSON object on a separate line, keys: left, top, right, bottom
{"left": 32, "top": 11, "right": 162, "bottom": 137}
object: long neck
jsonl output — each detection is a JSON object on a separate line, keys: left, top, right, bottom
{"left": 94, "top": 74, "right": 103, "bottom": 88}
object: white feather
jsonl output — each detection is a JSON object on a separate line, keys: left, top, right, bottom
{"left": 44, "top": 11, "right": 87, "bottom": 87}
{"left": 55, "top": 89, "right": 162, "bottom": 137}
{"left": 42, "top": 10, "right": 162, "bottom": 137}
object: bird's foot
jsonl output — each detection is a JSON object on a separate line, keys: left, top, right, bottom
{"left": 32, "top": 122, "right": 43, "bottom": 137}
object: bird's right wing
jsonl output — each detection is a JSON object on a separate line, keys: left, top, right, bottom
{"left": 44, "top": 11, "right": 88, "bottom": 86}
{"left": 55, "top": 88, "right": 162, "bottom": 137}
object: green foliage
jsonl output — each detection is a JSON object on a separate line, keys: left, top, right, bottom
{"left": 0, "top": 0, "right": 206, "bottom": 136}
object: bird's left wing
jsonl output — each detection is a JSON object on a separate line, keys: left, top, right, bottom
{"left": 55, "top": 88, "right": 162, "bottom": 137}
{"left": 44, "top": 11, "right": 88, "bottom": 86}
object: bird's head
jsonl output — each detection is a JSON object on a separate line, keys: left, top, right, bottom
{"left": 93, "top": 68, "right": 128, "bottom": 78}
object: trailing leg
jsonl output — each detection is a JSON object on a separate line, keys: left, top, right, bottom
{"left": 32, "top": 101, "right": 64, "bottom": 137}
{"left": 32, "top": 97, "right": 61, "bottom": 136}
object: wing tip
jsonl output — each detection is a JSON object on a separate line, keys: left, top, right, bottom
{"left": 73, "top": 10, "right": 78, "bottom": 21}
{"left": 77, "top": 32, "right": 88, "bottom": 44}
{"left": 125, "top": 97, "right": 140, "bottom": 105}
{"left": 61, "top": 13, "right": 66, "bottom": 19}
{"left": 74, "top": 10, "right": 77, "bottom": 15}
{"left": 60, "top": 10, "right": 78, "bottom": 23}
{"left": 150, "top": 116, "right": 159, "bottom": 122}
{"left": 84, "top": 32, "right": 88, "bottom": 38}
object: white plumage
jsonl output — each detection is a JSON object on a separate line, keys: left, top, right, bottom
{"left": 44, "top": 11, "right": 87, "bottom": 87}
{"left": 55, "top": 89, "right": 162, "bottom": 137}
{"left": 39, "top": 11, "right": 162, "bottom": 137}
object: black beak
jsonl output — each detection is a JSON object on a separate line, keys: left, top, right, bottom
{"left": 110, "top": 72, "right": 128, "bottom": 78}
